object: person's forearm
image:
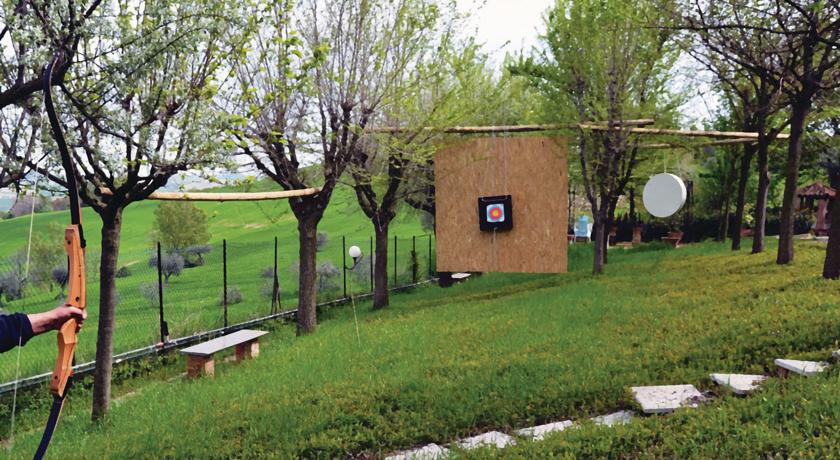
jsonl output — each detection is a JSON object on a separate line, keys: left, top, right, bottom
{"left": 28, "top": 311, "right": 60, "bottom": 335}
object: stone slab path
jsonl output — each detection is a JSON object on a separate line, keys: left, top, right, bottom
{"left": 515, "top": 420, "right": 573, "bottom": 441}
{"left": 710, "top": 373, "right": 767, "bottom": 395}
{"left": 455, "top": 431, "right": 516, "bottom": 450}
{"left": 775, "top": 359, "right": 827, "bottom": 377}
{"left": 631, "top": 384, "right": 705, "bottom": 414}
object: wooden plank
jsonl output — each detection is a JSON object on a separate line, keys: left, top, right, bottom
{"left": 435, "top": 136, "right": 568, "bottom": 273}
{"left": 99, "top": 187, "right": 321, "bottom": 202}
{"left": 180, "top": 329, "right": 268, "bottom": 357}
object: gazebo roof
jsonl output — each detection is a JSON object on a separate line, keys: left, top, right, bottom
{"left": 798, "top": 181, "right": 836, "bottom": 199}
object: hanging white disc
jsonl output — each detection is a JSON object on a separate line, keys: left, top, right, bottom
{"left": 642, "top": 173, "right": 687, "bottom": 218}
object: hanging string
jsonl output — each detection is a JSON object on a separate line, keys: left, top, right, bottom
{"left": 24, "top": 162, "right": 41, "bottom": 280}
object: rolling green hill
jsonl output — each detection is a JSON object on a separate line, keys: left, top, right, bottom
{"left": 0, "top": 184, "right": 431, "bottom": 381}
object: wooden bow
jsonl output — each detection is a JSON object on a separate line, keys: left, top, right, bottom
{"left": 34, "top": 54, "right": 87, "bottom": 460}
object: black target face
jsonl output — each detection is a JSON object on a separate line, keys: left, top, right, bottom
{"left": 478, "top": 195, "right": 513, "bottom": 231}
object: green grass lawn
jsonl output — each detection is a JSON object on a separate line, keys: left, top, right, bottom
{"left": 2, "top": 239, "right": 838, "bottom": 458}
{"left": 0, "top": 184, "right": 432, "bottom": 381}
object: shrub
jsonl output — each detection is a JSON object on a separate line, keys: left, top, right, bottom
{"left": 220, "top": 286, "right": 244, "bottom": 306}
{"left": 0, "top": 272, "right": 23, "bottom": 305}
{"left": 316, "top": 261, "right": 341, "bottom": 293}
{"left": 139, "top": 282, "right": 160, "bottom": 307}
{"left": 52, "top": 265, "right": 69, "bottom": 298}
{"left": 316, "top": 232, "right": 329, "bottom": 252}
{"left": 148, "top": 252, "right": 185, "bottom": 284}
{"left": 184, "top": 244, "right": 212, "bottom": 268}
{"left": 115, "top": 266, "right": 132, "bottom": 278}
{"left": 262, "top": 266, "right": 276, "bottom": 279}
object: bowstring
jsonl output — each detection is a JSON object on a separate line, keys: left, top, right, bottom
{"left": 9, "top": 161, "right": 41, "bottom": 455}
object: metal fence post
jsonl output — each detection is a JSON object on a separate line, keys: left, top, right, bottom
{"left": 223, "top": 239, "right": 228, "bottom": 328}
{"left": 369, "top": 235, "right": 374, "bottom": 292}
{"left": 412, "top": 235, "right": 417, "bottom": 284}
{"left": 428, "top": 234, "right": 433, "bottom": 278}
{"left": 157, "top": 242, "right": 168, "bottom": 343}
{"left": 342, "top": 235, "right": 347, "bottom": 299}
{"left": 272, "top": 236, "right": 280, "bottom": 314}
{"left": 393, "top": 235, "right": 397, "bottom": 286}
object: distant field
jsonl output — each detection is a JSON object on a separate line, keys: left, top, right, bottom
{"left": 4, "top": 239, "right": 839, "bottom": 458}
{"left": 0, "top": 184, "right": 431, "bottom": 381}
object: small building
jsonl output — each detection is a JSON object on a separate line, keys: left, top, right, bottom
{"left": 797, "top": 181, "right": 835, "bottom": 236}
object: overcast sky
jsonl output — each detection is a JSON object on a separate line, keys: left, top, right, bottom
{"left": 459, "top": 0, "right": 553, "bottom": 61}
{"left": 461, "top": 0, "right": 717, "bottom": 126}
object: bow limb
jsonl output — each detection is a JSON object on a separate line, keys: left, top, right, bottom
{"left": 34, "top": 53, "right": 87, "bottom": 460}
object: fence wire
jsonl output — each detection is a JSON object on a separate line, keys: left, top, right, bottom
{"left": 0, "top": 233, "right": 435, "bottom": 385}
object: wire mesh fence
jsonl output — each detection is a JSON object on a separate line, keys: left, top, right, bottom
{"left": 0, "top": 233, "right": 435, "bottom": 385}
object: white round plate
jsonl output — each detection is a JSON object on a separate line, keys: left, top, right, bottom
{"left": 642, "top": 173, "right": 687, "bottom": 218}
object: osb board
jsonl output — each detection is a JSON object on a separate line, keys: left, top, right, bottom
{"left": 435, "top": 136, "right": 568, "bottom": 273}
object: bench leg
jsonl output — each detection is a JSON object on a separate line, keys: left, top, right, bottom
{"left": 187, "top": 355, "right": 215, "bottom": 378}
{"left": 236, "top": 339, "right": 259, "bottom": 361}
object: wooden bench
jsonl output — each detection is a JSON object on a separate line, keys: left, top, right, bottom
{"left": 661, "top": 231, "right": 683, "bottom": 248}
{"left": 180, "top": 329, "right": 268, "bottom": 377}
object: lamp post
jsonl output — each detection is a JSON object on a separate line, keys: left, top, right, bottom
{"left": 344, "top": 245, "right": 363, "bottom": 345}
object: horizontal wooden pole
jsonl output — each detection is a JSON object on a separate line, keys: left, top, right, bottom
{"left": 638, "top": 138, "right": 759, "bottom": 149}
{"left": 579, "top": 124, "right": 790, "bottom": 140}
{"left": 369, "top": 119, "right": 655, "bottom": 134}
{"left": 99, "top": 187, "right": 321, "bottom": 202}
{"left": 368, "top": 122, "right": 788, "bottom": 140}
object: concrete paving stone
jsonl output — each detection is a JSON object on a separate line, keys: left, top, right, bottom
{"left": 592, "top": 410, "right": 634, "bottom": 426}
{"left": 385, "top": 444, "right": 449, "bottom": 460}
{"left": 775, "top": 359, "right": 828, "bottom": 377}
{"left": 456, "top": 431, "right": 516, "bottom": 450}
{"left": 710, "top": 373, "right": 767, "bottom": 395}
{"left": 631, "top": 384, "right": 706, "bottom": 414}
{"left": 515, "top": 420, "right": 574, "bottom": 440}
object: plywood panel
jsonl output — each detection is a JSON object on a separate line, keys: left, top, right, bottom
{"left": 435, "top": 136, "right": 569, "bottom": 273}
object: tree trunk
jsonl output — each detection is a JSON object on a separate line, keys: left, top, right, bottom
{"left": 823, "top": 193, "right": 840, "bottom": 278}
{"left": 91, "top": 208, "right": 123, "bottom": 421}
{"left": 752, "top": 138, "right": 771, "bottom": 254}
{"left": 777, "top": 100, "right": 810, "bottom": 265}
{"left": 592, "top": 209, "right": 607, "bottom": 275}
{"left": 296, "top": 215, "right": 321, "bottom": 334}
{"left": 372, "top": 222, "right": 390, "bottom": 309}
{"left": 731, "top": 144, "right": 755, "bottom": 250}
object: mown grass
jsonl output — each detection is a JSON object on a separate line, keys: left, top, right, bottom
{"left": 3, "top": 239, "right": 838, "bottom": 459}
{"left": 0, "top": 185, "right": 431, "bottom": 380}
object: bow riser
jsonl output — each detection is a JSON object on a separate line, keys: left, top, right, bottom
{"left": 50, "top": 224, "right": 86, "bottom": 397}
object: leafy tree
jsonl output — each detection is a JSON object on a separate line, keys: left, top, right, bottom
{"left": 513, "top": 0, "right": 680, "bottom": 274}
{"left": 0, "top": 1, "right": 103, "bottom": 109}
{"left": 683, "top": 0, "right": 840, "bottom": 265}
{"left": 151, "top": 202, "right": 211, "bottom": 254}
{"left": 38, "top": 0, "right": 244, "bottom": 419}
{"left": 344, "top": 0, "right": 463, "bottom": 308}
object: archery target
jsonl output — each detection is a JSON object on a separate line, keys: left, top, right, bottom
{"left": 487, "top": 204, "right": 505, "bottom": 223}
{"left": 642, "top": 173, "right": 687, "bottom": 218}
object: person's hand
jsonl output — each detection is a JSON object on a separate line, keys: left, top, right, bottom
{"left": 28, "top": 305, "right": 87, "bottom": 335}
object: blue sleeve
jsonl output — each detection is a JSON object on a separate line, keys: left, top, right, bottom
{"left": 0, "top": 313, "right": 34, "bottom": 353}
